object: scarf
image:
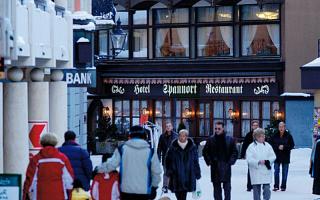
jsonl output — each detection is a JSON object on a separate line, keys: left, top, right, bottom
{"left": 178, "top": 140, "right": 188, "bottom": 150}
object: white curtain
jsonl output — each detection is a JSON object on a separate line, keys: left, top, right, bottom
{"left": 219, "top": 26, "right": 233, "bottom": 55}
{"left": 267, "top": 24, "right": 280, "bottom": 55}
{"left": 176, "top": 28, "right": 189, "bottom": 56}
{"left": 198, "top": 27, "right": 212, "bottom": 56}
{"left": 156, "top": 29, "right": 169, "bottom": 57}
{"left": 242, "top": 25, "right": 257, "bottom": 55}
{"left": 175, "top": 9, "right": 189, "bottom": 55}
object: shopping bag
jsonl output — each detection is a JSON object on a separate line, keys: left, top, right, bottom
{"left": 192, "top": 180, "right": 202, "bottom": 199}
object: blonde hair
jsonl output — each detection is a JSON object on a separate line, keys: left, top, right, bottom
{"left": 253, "top": 128, "right": 265, "bottom": 139}
{"left": 179, "top": 129, "right": 189, "bottom": 136}
{"left": 40, "top": 132, "right": 58, "bottom": 147}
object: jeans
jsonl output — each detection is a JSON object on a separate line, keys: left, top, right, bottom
{"left": 274, "top": 162, "right": 289, "bottom": 189}
{"left": 252, "top": 184, "right": 271, "bottom": 200}
{"left": 175, "top": 191, "right": 187, "bottom": 200}
{"left": 213, "top": 181, "right": 231, "bottom": 200}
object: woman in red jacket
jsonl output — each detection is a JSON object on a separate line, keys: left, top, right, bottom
{"left": 23, "top": 133, "right": 74, "bottom": 200}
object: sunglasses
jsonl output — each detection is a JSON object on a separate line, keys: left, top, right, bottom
{"left": 215, "top": 128, "right": 222, "bottom": 130}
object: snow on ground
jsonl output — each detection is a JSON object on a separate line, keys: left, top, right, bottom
{"left": 92, "top": 148, "right": 319, "bottom": 200}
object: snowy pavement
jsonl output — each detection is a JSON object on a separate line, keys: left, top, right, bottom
{"left": 92, "top": 148, "right": 319, "bottom": 200}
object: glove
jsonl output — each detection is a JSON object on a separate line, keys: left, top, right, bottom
{"left": 265, "top": 160, "right": 271, "bottom": 170}
{"left": 150, "top": 187, "right": 157, "bottom": 199}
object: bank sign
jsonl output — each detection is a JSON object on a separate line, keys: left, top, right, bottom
{"left": 105, "top": 83, "right": 278, "bottom": 97}
{"left": 63, "top": 69, "right": 96, "bottom": 87}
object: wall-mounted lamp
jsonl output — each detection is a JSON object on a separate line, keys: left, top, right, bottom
{"left": 102, "top": 106, "right": 110, "bottom": 118}
{"left": 273, "top": 109, "right": 283, "bottom": 120}
{"left": 228, "top": 108, "right": 239, "bottom": 123}
{"left": 142, "top": 107, "right": 151, "bottom": 115}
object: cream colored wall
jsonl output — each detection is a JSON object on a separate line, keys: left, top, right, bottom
{"left": 284, "top": 0, "right": 320, "bottom": 93}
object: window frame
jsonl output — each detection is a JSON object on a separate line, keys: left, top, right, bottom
{"left": 131, "top": 10, "right": 149, "bottom": 59}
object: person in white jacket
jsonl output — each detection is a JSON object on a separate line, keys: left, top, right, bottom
{"left": 246, "top": 128, "right": 276, "bottom": 200}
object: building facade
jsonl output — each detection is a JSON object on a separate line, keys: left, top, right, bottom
{"left": 88, "top": 0, "right": 320, "bottom": 148}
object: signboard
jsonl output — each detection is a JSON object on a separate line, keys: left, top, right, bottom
{"left": 104, "top": 83, "right": 279, "bottom": 98}
{"left": 28, "top": 121, "right": 48, "bottom": 149}
{"left": 63, "top": 69, "right": 96, "bottom": 87}
{"left": 0, "top": 174, "right": 21, "bottom": 200}
{"left": 0, "top": 57, "right": 4, "bottom": 81}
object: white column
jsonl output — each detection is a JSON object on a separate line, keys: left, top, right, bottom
{"left": 0, "top": 82, "right": 3, "bottom": 173}
{"left": 3, "top": 67, "right": 29, "bottom": 176}
{"left": 28, "top": 68, "right": 49, "bottom": 154}
{"left": 50, "top": 70, "right": 67, "bottom": 146}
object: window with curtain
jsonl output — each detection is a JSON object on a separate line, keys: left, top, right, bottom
{"left": 154, "top": 8, "right": 189, "bottom": 58}
{"left": 133, "top": 10, "right": 148, "bottom": 58}
{"left": 132, "top": 100, "right": 148, "bottom": 126}
{"left": 114, "top": 100, "right": 130, "bottom": 134}
{"left": 196, "top": 6, "right": 233, "bottom": 57}
{"left": 213, "top": 101, "right": 234, "bottom": 137}
{"left": 176, "top": 100, "right": 191, "bottom": 133}
{"left": 199, "top": 102, "right": 211, "bottom": 136}
{"left": 155, "top": 100, "right": 171, "bottom": 132}
{"left": 241, "top": 4, "right": 280, "bottom": 56}
{"left": 99, "top": 30, "right": 109, "bottom": 56}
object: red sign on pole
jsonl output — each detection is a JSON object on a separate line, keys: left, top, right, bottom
{"left": 28, "top": 121, "right": 48, "bottom": 149}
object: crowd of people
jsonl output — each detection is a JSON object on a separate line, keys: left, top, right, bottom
{"left": 25, "top": 119, "right": 320, "bottom": 200}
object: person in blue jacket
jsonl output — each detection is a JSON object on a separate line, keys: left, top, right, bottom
{"left": 59, "top": 130, "right": 93, "bottom": 191}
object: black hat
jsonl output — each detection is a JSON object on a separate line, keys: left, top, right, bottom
{"left": 129, "top": 125, "right": 147, "bottom": 139}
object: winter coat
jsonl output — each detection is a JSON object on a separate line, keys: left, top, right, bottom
{"left": 203, "top": 133, "right": 238, "bottom": 183}
{"left": 246, "top": 141, "right": 276, "bottom": 185}
{"left": 157, "top": 131, "right": 178, "bottom": 164}
{"left": 270, "top": 130, "right": 295, "bottom": 164}
{"left": 98, "top": 138, "right": 162, "bottom": 198}
{"left": 240, "top": 130, "right": 254, "bottom": 159}
{"left": 59, "top": 141, "right": 93, "bottom": 191}
{"left": 23, "top": 146, "right": 74, "bottom": 200}
{"left": 71, "top": 188, "right": 91, "bottom": 200}
{"left": 91, "top": 172, "right": 120, "bottom": 200}
{"left": 165, "top": 138, "right": 201, "bottom": 193}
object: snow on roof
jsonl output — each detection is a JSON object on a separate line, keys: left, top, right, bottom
{"left": 73, "top": 11, "right": 94, "bottom": 20}
{"left": 95, "top": 19, "right": 115, "bottom": 25}
{"left": 77, "top": 37, "right": 90, "bottom": 43}
{"left": 73, "top": 22, "right": 96, "bottom": 31}
{"left": 303, "top": 57, "right": 320, "bottom": 67}
{"left": 280, "top": 93, "right": 311, "bottom": 97}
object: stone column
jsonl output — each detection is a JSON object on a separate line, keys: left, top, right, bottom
{"left": 3, "top": 67, "right": 29, "bottom": 176}
{"left": 49, "top": 70, "right": 67, "bottom": 146}
{"left": 28, "top": 68, "right": 49, "bottom": 154}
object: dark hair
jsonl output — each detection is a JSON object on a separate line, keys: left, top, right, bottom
{"left": 64, "top": 130, "right": 76, "bottom": 141}
{"left": 215, "top": 121, "right": 225, "bottom": 127}
{"left": 251, "top": 120, "right": 259, "bottom": 125}
{"left": 73, "top": 179, "right": 83, "bottom": 189}
{"left": 129, "top": 125, "right": 147, "bottom": 140}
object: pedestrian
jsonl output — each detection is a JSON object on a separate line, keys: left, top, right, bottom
{"left": 98, "top": 125, "right": 162, "bottom": 200}
{"left": 71, "top": 179, "right": 92, "bottom": 200}
{"left": 165, "top": 129, "right": 201, "bottom": 200}
{"left": 91, "top": 170, "right": 120, "bottom": 200}
{"left": 203, "top": 121, "right": 238, "bottom": 200}
{"left": 59, "top": 130, "right": 93, "bottom": 191}
{"left": 246, "top": 128, "right": 276, "bottom": 200}
{"left": 157, "top": 121, "right": 178, "bottom": 193}
{"left": 23, "top": 133, "right": 74, "bottom": 200}
{"left": 310, "top": 134, "right": 320, "bottom": 195}
{"left": 241, "top": 120, "right": 260, "bottom": 191}
{"left": 270, "top": 121, "right": 295, "bottom": 191}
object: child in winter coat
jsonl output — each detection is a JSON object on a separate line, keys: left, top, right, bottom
{"left": 246, "top": 128, "right": 276, "bottom": 200}
{"left": 71, "top": 179, "right": 92, "bottom": 200}
{"left": 91, "top": 171, "right": 120, "bottom": 200}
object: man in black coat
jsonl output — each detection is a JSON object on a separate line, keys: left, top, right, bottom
{"left": 270, "top": 121, "right": 295, "bottom": 191}
{"left": 203, "top": 121, "right": 238, "bottom": 200}
{"left": 157, "top": 122, "right": 178, "bottom": 193}
{"left": 240, "top": 120, "right": 259, "bottom": 191}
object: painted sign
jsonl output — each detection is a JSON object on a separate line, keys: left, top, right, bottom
{"left": 104, "top": 83, "right": 278, "bottom": 97}
{"left": 0, "top": 174, "right": 21, "bottom": 200}
{"left": 63, "top": 69, "right": 96, "bottom": 87}
{"left": 28, "top": 121, "right": 48, "bottom": 149}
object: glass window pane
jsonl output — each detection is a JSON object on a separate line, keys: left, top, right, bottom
{"left": 123, "top": 100, "right": 130, "bottom": 116}
{"left": 155, "top": 101, "right": 162, "bottom": 117}
{"left": 241, "top": 4, "right": 279, "bottom": 21}
{"left": 99, "top": 31, "right": 108, "bottom": 56}
{"left": 164, "top": 101, "right": 171, "bottom": 117}
{"left": 133, "top": 29, "right": 148, "bottom": 58}
{"left": 199, "top": 103, "right": 204, "bottom": 118}
{"left": 262, "top": 120, "right": 270, "bottom": 129}
{"left": 132, "top": 100, "right": 139, "bottom": 116}
{"left": 132, "top": 117, "right": 139, "bottom": 126}
{"left": 176, "top": 101, "right": 181, "bottom": 117}
{"left": 263, "top": 101, "right": 271, "bottom": 119}
{"left": 206, "top": 104, "right": 210, "bottom": 118}
{"left": 114, "top": 101, "right": 122, "bottom": 116}
{"left": 241, "top": 24, "right": 280, "bottom": 56}
{"left": 226, "top": 120, "right": 233, "bottom": 137}
{"left": 225, "top": 101, "right": 233, "bottom": 118}
{"left": 252, "top": 101, "right": 259, "bottom": 119}
{"left": 115, "top": 117, "right": 123, "bottom": 131}
{"left": 242, "top": 120, "right": 250, "bottom": 137}
{"left": 182, "top": 101, "right": 190, "bottom": 118}
{"left": 197, "top": 26, "right": 233, "bottom": 57}
{"left": 197, "top": 6, "right": 232, "bottom": 22}
{"left": 115, "top": 11, "right": 128, "bottom": 25}
{"left": 141, "top": 101, "right": 148, "bottom": 109}
{"left": 214, "top": 101, "right": 223, "bottom": 118}
{"left": 272, "top": 101, "right": 280, "bottom": 112}
{"left": 155, "top": 8, "right": 189, "bottom": 24}
{"left": 156, "top": 118, "right": 163, "bottom": 131}
{"left": 205, "top": 119, "right": 210, "bottom": 136}
{"left": 133, "top": 10, "right": 147, "bottom": 25}
{"left": 123, "top": 117, "right": 130, "bottom": 133}
{"left": 155, "top": 28, "right": 189, "bottom": 58}
{"left": 242, "top": 101, "right": 250, "bottom": 119}
{"left": 200, "top": 119, "right": 205, "bottom": 136}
